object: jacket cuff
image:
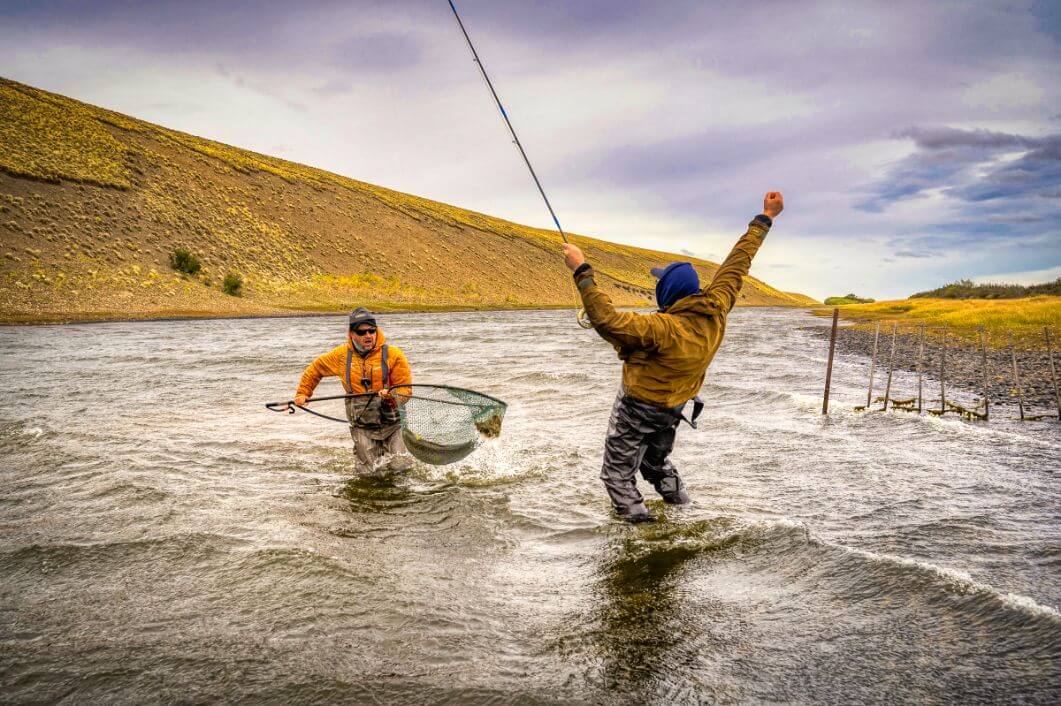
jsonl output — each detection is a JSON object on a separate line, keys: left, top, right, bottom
{"left": 573, "top": 263, "right": 595, "bottom": 291}
{"left": 750, "top": 214, "right": 772, "bottom": 239}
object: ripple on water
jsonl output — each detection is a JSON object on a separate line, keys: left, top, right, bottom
{"left": 0, "top": 308, "right": 1058, "bottom": 702}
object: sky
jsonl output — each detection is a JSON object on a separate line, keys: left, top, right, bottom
{"left": 1, "top": 0, "right": 1059, "bottom": 300}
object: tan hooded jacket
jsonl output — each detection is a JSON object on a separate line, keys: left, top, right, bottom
{"left": 574, "top": 217, "right": 770, "bottom": 409}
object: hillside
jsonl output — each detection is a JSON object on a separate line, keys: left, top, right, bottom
{"left": 0, "top": 77, "right": 818, "bottom": 324}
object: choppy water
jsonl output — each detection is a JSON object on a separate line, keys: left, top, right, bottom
{"left": 1, "top": 308, "right": 1058, "bottom": 704}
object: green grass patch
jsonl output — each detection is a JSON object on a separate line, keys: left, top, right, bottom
{"left": 169, "top": 248, "right": 201, "bottom": 276}
{"left": 222, "top": 272, "right": 243, "bottom": 296}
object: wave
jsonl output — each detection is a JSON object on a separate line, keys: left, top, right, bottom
{"left": 0, "top": 532, "right": 247, "bottom": 576}
{"left": 627, "top": 515, "right": 1060, "bottom": 625}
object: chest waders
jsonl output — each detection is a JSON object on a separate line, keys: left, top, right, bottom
{"left": 343, "top": 345, "right": 399, "bottom": 428}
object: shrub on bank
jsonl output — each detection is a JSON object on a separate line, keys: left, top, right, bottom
{"left": 170, "top": 247, "right": 201, "bottom": 276}
{"left": 222, "top": 272, "right": 243, "bottom": 296}
{"left": 825, "top": 293, "right": 875, "bottom": 305}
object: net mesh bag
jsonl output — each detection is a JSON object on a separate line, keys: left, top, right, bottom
{"left": 391, "top": 385, "right": 508, "bottom": 465}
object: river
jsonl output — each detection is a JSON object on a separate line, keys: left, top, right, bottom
{"left": 1, "top": 308, "right": 1058, "bottom": 703}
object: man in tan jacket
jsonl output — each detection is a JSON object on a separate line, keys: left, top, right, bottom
{"left": 562, "top": 192, "right": 784, "bottom": 522}
{"left": 294, "top": 308, "right": 413, "bottom": 475}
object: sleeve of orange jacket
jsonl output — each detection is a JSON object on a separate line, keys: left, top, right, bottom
{"left": 573, "top": 267, "right": 668, "bottom": 351}
{"left": 387, "top": 347, "right": 412, "bottom": 397}
{"left": 295, "top": 345, "right": 345, "bottom": 399}
{"left": 703, "top": 217, "right": 771, "bottom": 313}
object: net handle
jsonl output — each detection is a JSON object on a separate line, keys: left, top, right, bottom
{"left": 264, "top": 386, "right": 505, "bottom": 424}
{"left": 265, "top": 392, "right": 378, "bottom": 424}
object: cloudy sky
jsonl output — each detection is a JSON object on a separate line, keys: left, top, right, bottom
{"left": 1, "top": 0, "right": 1059, "bottom": 300}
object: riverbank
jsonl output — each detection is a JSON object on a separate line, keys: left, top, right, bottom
{"left": 810, "top": 324, "right": 1061, "bottom": 414}
{"left": 813, "top": 296, "right": 1061, "bottom": 348}
{"left": 0, "top": 301, "right": 580, "bottom": 326}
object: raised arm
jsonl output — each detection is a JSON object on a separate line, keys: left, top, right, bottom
{"left": 563, "top": 245, "right": 668, "bottom": 351}
{"left": 704, "top": 192, "right": 783, "bottom": 313}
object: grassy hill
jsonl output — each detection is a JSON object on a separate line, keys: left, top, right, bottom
{"left": 0, "top": 77, "right": 818, "bottom": 324}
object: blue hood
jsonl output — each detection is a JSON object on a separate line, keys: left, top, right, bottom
{"left": 651, "top": 262, "right": 700, "bottom": 311}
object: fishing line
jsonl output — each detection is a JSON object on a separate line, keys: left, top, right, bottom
{"left": 447, "top": 0, "right": 593, "bottom": 328}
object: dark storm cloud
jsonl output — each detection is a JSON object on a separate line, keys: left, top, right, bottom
{"left": 899, "top": 127, "right": 1045, "bottom": 151}
{"left": 866, "top": 128, "right": 1061, "bottom": 215}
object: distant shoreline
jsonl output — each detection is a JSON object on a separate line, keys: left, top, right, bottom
{"left": 0, "top": 302, "right": 815, "bottom": 327}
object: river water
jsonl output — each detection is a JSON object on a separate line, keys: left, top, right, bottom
{"left": 1, "top": 308, "right": 1058, "bottom": 704}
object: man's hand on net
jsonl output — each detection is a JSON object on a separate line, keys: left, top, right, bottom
{"left": 763, "top": 191, "right": 784, "bottom": 219}
{"left": 294, "top": 394, "right": 308, "bottom": 406}
{"left": 562, "top": 243, "right": 585, "bottom": 271}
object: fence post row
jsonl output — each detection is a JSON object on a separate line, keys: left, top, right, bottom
{"left": 822, "top": 320, "right": 1058, "bottom": 421}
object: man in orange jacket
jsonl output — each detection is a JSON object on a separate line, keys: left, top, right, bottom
{"left": 562, "top": 192, "right": 784, "bottom": 522}
{"left": 294, "top": 308, "right": 413, "bottom": 475}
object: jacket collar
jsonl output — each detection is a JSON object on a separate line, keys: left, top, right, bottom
{"left": 348, "top": 327, "right": 387, "bottom": 355}
{"left": 662, "top": 292, "right": 719, "bottom": 316}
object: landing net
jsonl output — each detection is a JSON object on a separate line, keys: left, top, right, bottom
{"left": 391, "top": 385, "right": 507, "bottom": 465}
{"left": 266, "top": 384, "right": 507, "bottom": 466}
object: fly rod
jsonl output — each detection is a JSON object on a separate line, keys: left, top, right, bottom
{"left": 447, "top": 0, "right": 593, "bottom": 328}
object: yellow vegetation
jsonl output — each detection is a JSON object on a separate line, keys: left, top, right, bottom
{"left": 818, "top": 297, "right": 1061, "bottom": 348}
{"left": 0, "top": 83, "right": 131, "bottom": 188}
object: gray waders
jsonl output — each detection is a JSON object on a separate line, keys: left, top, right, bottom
{"left": 601, "top": 391, "right": 697, "bottom": 520}
{"left": 343, "top": 344, "right": 411, "bottom": 476}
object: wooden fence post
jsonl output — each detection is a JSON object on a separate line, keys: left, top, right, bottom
{"left": 823, "top": 308, "right": 839, "bottom": 415}
{"left": 916, "top": 323, "right": 925, "bottom": 414}
{"left": 1009, "top": 331, "right": 1025, "bottom": 421}
{"left": 1047, "top": 327, "right": 1061, "bottom": 421}
{"left": 866, "top": 322, "right": 881, "bottom": 409}
{"left": 978, "top": 327, "right": 990, "bottom": 421}
{"left": 940, "top": 325, "right": 948, "bottom": 414}
{"left": 883, "top": 323, "right": 898, "bottom": 411}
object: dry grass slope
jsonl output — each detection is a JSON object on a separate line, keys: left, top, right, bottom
{"left": 0, "top": 76, "right": 818, "bottom": 323}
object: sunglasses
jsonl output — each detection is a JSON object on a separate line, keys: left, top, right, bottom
{"left": 352, "top": 327, "right": 377, "bottom": 336}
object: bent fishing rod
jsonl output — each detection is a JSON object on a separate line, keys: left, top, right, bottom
{"left": 447, "top": 0, "right": 593, "bottom": 329}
